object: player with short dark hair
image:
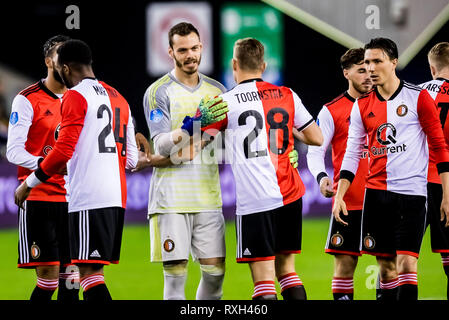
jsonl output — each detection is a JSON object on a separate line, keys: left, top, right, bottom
{"left": 333, "top": 37, "right": 449, "bottom": 300}
{"left": 6, "top": 34, "right": 80, "bottom": 301}
{"left": 168, "top": 22, "right": 200, "bottom": 49}
{"left": 420, "top": 41, "right": 449, "bottom": 300}
{"left": 306, "top": 48, "right": 372, "bottom": 300}
{"left": 14, "top": 39, "right": 139, "bottom": 301}
{"left": 139, "top": 21, "right": 229, "bottom": 300}
{"left": 213, "top": 37, "right": 322, "bottom": 300}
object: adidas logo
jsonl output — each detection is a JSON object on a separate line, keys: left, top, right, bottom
{"left": 90, "top": 250, "right": 101, "bottom": 258}
{"left": 243, "top": 248, "right": 251, "bottom": 255}
{"left": 44, "top": 109, "right": 53, "bottom": 116}
{"left": 368, "top": 111, "right": 375, "bottom": 118}
{"left": 338, "top": 295, "right": 351, "bottom": 300}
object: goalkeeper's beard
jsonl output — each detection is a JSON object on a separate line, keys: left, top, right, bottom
{"left": 174, "top": 54, "right": 202, "bottom": 75}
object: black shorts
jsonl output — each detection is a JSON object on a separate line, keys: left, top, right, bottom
{"left": 427, "top": 183, "right": 449, "bottom": 253}
{"left": 325, "top": 210, "right": 362, "bottom": 256}
{"left": 236, "top": 199, "right": 302, "bottom": 263}
{"left": 18, "top": 200, "right": 71, "bottom": 268}
{"left": 69, "top": 207, "right": 125, "bottom": 265}
{"left": 361, "top": 188, "right": 426, "bottom": 258}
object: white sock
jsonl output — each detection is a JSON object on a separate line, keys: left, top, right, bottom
{"left": 196, "top": 264, "right": 225, "bottom": 300}
{"left": 163, "top": 263, "right": 187, "bottom": 300}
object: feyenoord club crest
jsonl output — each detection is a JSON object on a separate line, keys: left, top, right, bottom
{"left": 331, "top": 233, "right": 344, "bottom": 247}
{"left": 163, "top": 239, "right": 175, "bottom": 252}
{"left": 31, "top": 243, "right": 40, "bottom": 259}
{"left": 396, "top": 104, "right": 408, "bottom": 117}
{"left": 364, "top": 235, "right": 376, "bottom": 250}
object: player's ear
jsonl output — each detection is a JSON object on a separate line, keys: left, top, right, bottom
{"left": 168, "top": 46, "right": 174, "bottom": 59}
{"left": 44, "top": 56, "right": 52, "bottom": 69}
{"left": 232, "top": 58, "right": 238, "bottom": 72}
{"left": 342, "top": 68, "right": 350, "bottom": 80}
{"left": 391, "top": 57, "right": 398, "bottom": 68}
{"left": 261, "top": 61, "right": 267, "bottom": 73}
{"left": 62, "top": 64, "right": 70, "bottom": 75}
{"left": 430, "top": 64, "right": 437, "bottom": 79}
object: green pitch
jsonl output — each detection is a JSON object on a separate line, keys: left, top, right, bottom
{"left": 0, "top": 218, "right": 446, "bottom": 300}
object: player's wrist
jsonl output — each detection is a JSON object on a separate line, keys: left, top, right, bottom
{"left": 25, "top": 172, "right": 42, "bottom": 188}
{"left": 317, "top": 172, "right": 329, "bottom": 186}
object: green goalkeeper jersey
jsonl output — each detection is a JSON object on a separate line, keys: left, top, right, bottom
{"left": 143, "top": 71, "right": 226, "bottom": 214}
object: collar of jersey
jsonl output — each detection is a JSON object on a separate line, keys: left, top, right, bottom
{"left": 343, "top": 91, "right": 356, "bottom": 103}
{"left": 436, "top": 77, "right": 449, "bottom": 82}
{"left": 238, "top": 78, "right": 263, "bottom": 85}
{"left": 39, "top": 79, "right": 60, "bottom": 100}
{"left": 374, "top": 79, "right": 404, "bottom": 101}
{"left": 168, "top": 71, "right": 203, "bottom": 93}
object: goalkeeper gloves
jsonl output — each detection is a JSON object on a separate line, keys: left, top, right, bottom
{"left": 181, "top": 96, "right": 229, "bottom": 136}
{"left": 289, "top": 149, "right": 298, "bottom": 169}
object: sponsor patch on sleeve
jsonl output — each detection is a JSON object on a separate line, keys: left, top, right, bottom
{"left": 9, "top": 111, "right": 19, "bottom": 125}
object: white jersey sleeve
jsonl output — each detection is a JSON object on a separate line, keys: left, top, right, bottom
{"left": 306, "top": 106, "right": 334, "bottom": 182}
{"left": 340, "top": 100, "right": 366, "bottom": 176}
{"left": 292, "top": 90, "right": 314, "bottom": 131}
{"left": 126, "top": 111, "right": 139, "bottom": 170}
{"left": 6, "top": 94, "right": 42, "bottom": 170}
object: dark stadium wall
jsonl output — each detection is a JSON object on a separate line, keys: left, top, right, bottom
{"left": 1, "top": 1, "right": 448, "bottom": 133}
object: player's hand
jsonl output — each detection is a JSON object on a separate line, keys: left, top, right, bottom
{"left": 440, "top": 196, "right": 449, "bottom": 228}
{"left": 319, "top": 177, "right": 335, "bottom": 198}
{"left": 14, "top": 181, "right": 32, "bottom": 210}
{"left": 332, "top": 197, "right": 348, "bottom": 226}
{"left": 135, "top": 132, "right": 151, "bottom": 158}
{"left": 288, "top": 150, "right": 298, "bottom": 169}
{"left": 131, "top": 151, "right": 152, "bottom": 172}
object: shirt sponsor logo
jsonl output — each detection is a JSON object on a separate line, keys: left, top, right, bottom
{"left": 371, "top": 123, "right": 407, "bottom": 156}
{"left": 149, "top": 108, "right": 163, "bottom": 123}
{"left": 9, "top": 111, "right": 19, "bottom": 125}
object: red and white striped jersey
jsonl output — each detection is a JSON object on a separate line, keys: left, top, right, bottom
{"left": 307, "top": 92, "right": 368, "bottom": 210}
{"left": 220, "top": 79, "right": 313, "bottom": 215}
{"left": 341, "top": 80, "right": 449, "bottom": 197}
{"left": 420, "top": 77, "right": 449, "bottom": 184}
{"left": 6, "top": 80, "right": 68, "bottom": 202}
{"left": 38, "top": 78, "right": 138, "bottom": 212}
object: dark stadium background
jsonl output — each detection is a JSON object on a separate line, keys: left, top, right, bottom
{"left": 1, "top": 0, "right": 448, "bottom": 135}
